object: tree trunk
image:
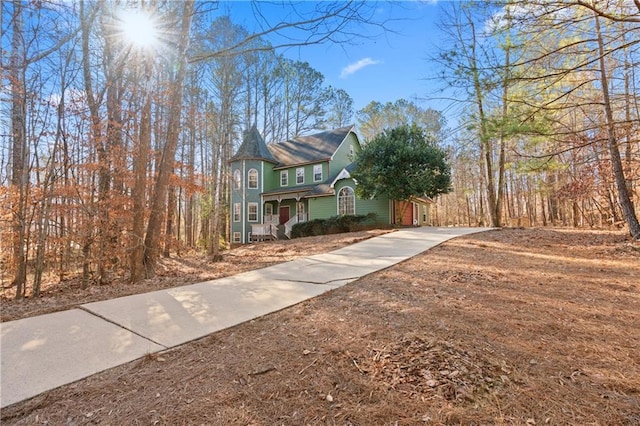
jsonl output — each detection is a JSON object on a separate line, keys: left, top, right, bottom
{"left": 80, "top": 0, "right": 102, "bottom": 287}
{"left": 468, "top": 18, "right": 500, "bottom": 228}
{"left": 144, "top": 1, "right": 194, "bottom": 276}
{"left": 130, "top": 56, "right": 153, "bottom": 283}
{"left": 10, "top": 0, "right": 28, "bottom": 299}
{"left": 164, "top": 184, "right": 176, "bottom": 258}
{"left": 594, "top": 13, "right": 640, "bottom": 239}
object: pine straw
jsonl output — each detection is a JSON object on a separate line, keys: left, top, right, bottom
{"left": 2, "top": 228, "right": 639, "bottom": 425}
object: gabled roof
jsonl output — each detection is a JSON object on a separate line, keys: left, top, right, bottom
{"left": 268, "top": 125, "right": 354, "bottom": 169}
{"left": 231, "top": 125, "right": 276, "bottom": 163}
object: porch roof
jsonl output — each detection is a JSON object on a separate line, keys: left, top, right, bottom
{"left": 261, "top": 184, "right": 334, "bottom": 202}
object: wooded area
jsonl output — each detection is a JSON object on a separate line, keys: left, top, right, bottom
{"left": 1, "top": 0, "right": 638, "bottom": 299}
{"left": 432, "top": 1, "right": 640, "bottom": 234}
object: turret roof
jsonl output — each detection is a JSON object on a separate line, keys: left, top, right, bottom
{"left": 230, "top": 125, "right": 276, "bottom": 162}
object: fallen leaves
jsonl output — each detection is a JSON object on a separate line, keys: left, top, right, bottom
{"left": 360, "top": 335, "right": 506, "bottom": 403}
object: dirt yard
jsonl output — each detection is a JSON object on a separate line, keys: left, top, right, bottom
{"left": 2, "top": 228, "right": 639, "bottom": 425}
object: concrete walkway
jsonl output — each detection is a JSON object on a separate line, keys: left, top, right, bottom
{"left": 0, "top": 227, "right": 490, "bottom": 408}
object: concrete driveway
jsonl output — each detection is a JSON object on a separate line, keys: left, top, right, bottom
{"left": 0, "top": 227, "right": 491, "bottom": 408}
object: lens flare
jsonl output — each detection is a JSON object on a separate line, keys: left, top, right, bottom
{"left": 119, "top": 9, "right": 158, "bottom": 50}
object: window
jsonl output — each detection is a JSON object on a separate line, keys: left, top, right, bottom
{"left": 248, "top": 169, "right": 258, "bottom": 189}
{"left": 233, "top": 170, "right": 241, "bottom": 190}
{"left": 233, "top": 203, "right": 241, "bottom": 222}
{"left": 265, "top": 203, "right": 273, "bottom": 216}
{"left": 349, "top": 144, "right": 354, "bottom": 157}
{"left": 338, "top": 186, "right": 355, "bottom": 216}
{"left": 280, "top": 170, "right": 288, "bottom": 186}
{"left": 313, "top": 164, "right": 322, "bottom": 182}
{"left": 248, "top": 202, "right": 258, "bottom": 222}
{"left": 296, "top": 167, "right": 304, "bottom": 184}
{"left": 232, "top": 232, "right": 241, "bottom": 243}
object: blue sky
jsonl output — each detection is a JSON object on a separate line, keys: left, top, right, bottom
{"left": 221, "top": 1, "right": 451, "bottom": 118}
{"left": 296, "top": 2, "right": 445, "bottom": 112}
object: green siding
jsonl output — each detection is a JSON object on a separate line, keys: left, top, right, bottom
{"left": 262, "top": 162, "right": 275, "bottom": 190}
{"left": 308, "top": 179, "right": 391, "bottom": 224}
{"left": 308, "top": 196, "right": 335, "bottom": 220}
{"left": 329, "top": 133, "right": 360, "bottom": 175}
{"left": 275, "top": 162, "right": 327, "bottom": 189}
{"left": 355, "top": 197, "right": 391, "bottom": 224}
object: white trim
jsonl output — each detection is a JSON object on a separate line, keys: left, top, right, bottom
{"left": 248, "top": 202, "right": 259, "bottom": 222}
{"left": 329, "top": 126, "right": 356, "bottom": 161}
{"left": 296, "top": 167, "right": 304, "bottom": 184}
{"left": 330, "top": 168, "right": 351, "bottom": 188}
{"left": 260, "top": 162, "right": 265, "bottom": 224}
{"left": 280, "top": 170, "right": 288, "bottom": 187}
{"left": 232, "top": 232, "right": 241, "bottom": 243}
{"left": 233, "top": 203, "right": 241, "bottom": 222}
{"left": 313, "top": 164, "right": 323, "bottom": 182}
{"left": 233, "top": 169, "right": 242, "bottom": 190}
{"left": 242, "top": 161, "right": 246, "bottom": 242}
{"left": 337, "top": 185, "right": 356, "bottom": 216}
{"left": 248, "top": 168, "right": 258, "bottom": 189}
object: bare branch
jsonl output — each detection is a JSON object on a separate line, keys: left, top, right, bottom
{"left": 189, "top": 1, "right": 383, "bottom": 63}
{"left": 574, "top": 0, "right": 640, "bottom": 23}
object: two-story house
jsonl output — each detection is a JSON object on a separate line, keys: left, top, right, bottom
{"left": 229, "top": 125, "right": 431, "bottom": 244}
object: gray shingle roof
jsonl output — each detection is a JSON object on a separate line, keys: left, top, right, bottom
{"left": 231, "top": 125, "right": 276, "bottom": 162}
{"left": 268, "top": 125, "right": 354, "bottom": 168}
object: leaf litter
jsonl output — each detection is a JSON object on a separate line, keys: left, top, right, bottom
{"left": 2, "top": 227, "right": 639, "bottom": 425}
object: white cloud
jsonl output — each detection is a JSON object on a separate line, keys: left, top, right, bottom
{"left": 340, "top": 58, "right": 380, "bottom": 79}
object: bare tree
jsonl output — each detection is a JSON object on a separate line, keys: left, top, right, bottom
{"left": 143, "top": 0, "right": 195, "bottom": 277}
{"left": 8, "top": 0, "right": 28, "bottom": 298}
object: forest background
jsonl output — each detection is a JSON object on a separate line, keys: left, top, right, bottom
{"left": 1, "top": 0, "right": 639, "bottom": 299}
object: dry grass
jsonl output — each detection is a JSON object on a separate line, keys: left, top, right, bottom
{"left": 2, "top": 228, "right": 639, "bottom": 425}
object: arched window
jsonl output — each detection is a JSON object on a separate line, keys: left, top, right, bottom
{"left": 233, "top": 170, "right": 241, "bottom": 190}
{"left": 248, "top": 169, "right": 258, "bottom": 189}
{"left": 338, "top": 186, "right": 355, "bottom": 216}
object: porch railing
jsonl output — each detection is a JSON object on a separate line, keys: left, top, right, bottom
{"left": 284, "top": 213, "right": 308, "bottom": 239}
{"left": 263, "top": 214, "right": 279, "bottom": 225}
{"left": 250, "top": 223, "right": 278, "bottom": 241}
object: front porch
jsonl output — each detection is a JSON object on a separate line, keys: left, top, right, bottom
{"left": 250, "top": 198, "right": 309, "bottom": 241}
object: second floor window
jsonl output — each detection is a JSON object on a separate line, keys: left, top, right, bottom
{"left": 248, "top": 169, "right": 258, "bottom": 189}
{"left": 313, "top": 164, "right": 322, "bottom": 182}
{"left": 233, "top": 170, "right": 241, "bottom": 190}
{"left": 296, "top": 167, "right": 304, "bottom": 184}
{"left": 280, "top": 170, "right": 288, "bottom": 186}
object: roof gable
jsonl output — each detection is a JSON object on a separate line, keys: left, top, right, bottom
{"left": 231, "top": 125, "right": 276, "bottom": 162}
{"left": 268, "top": 125, "right": 354, "bottom": 168}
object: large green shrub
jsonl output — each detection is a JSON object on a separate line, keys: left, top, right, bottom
{"left": 291, "top": 213, "right": 379, "bottom": 238}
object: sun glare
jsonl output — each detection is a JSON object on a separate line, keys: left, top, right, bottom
{"left": 119, "top": 9, "right": 158, "bottom": 50}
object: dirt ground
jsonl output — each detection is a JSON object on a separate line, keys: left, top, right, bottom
{"left": 1, "top": 227, "right": 639, "bottom": 425}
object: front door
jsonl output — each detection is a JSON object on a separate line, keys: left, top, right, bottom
{"left": 279, "top": 206, "right": 290, "bottom": 225}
